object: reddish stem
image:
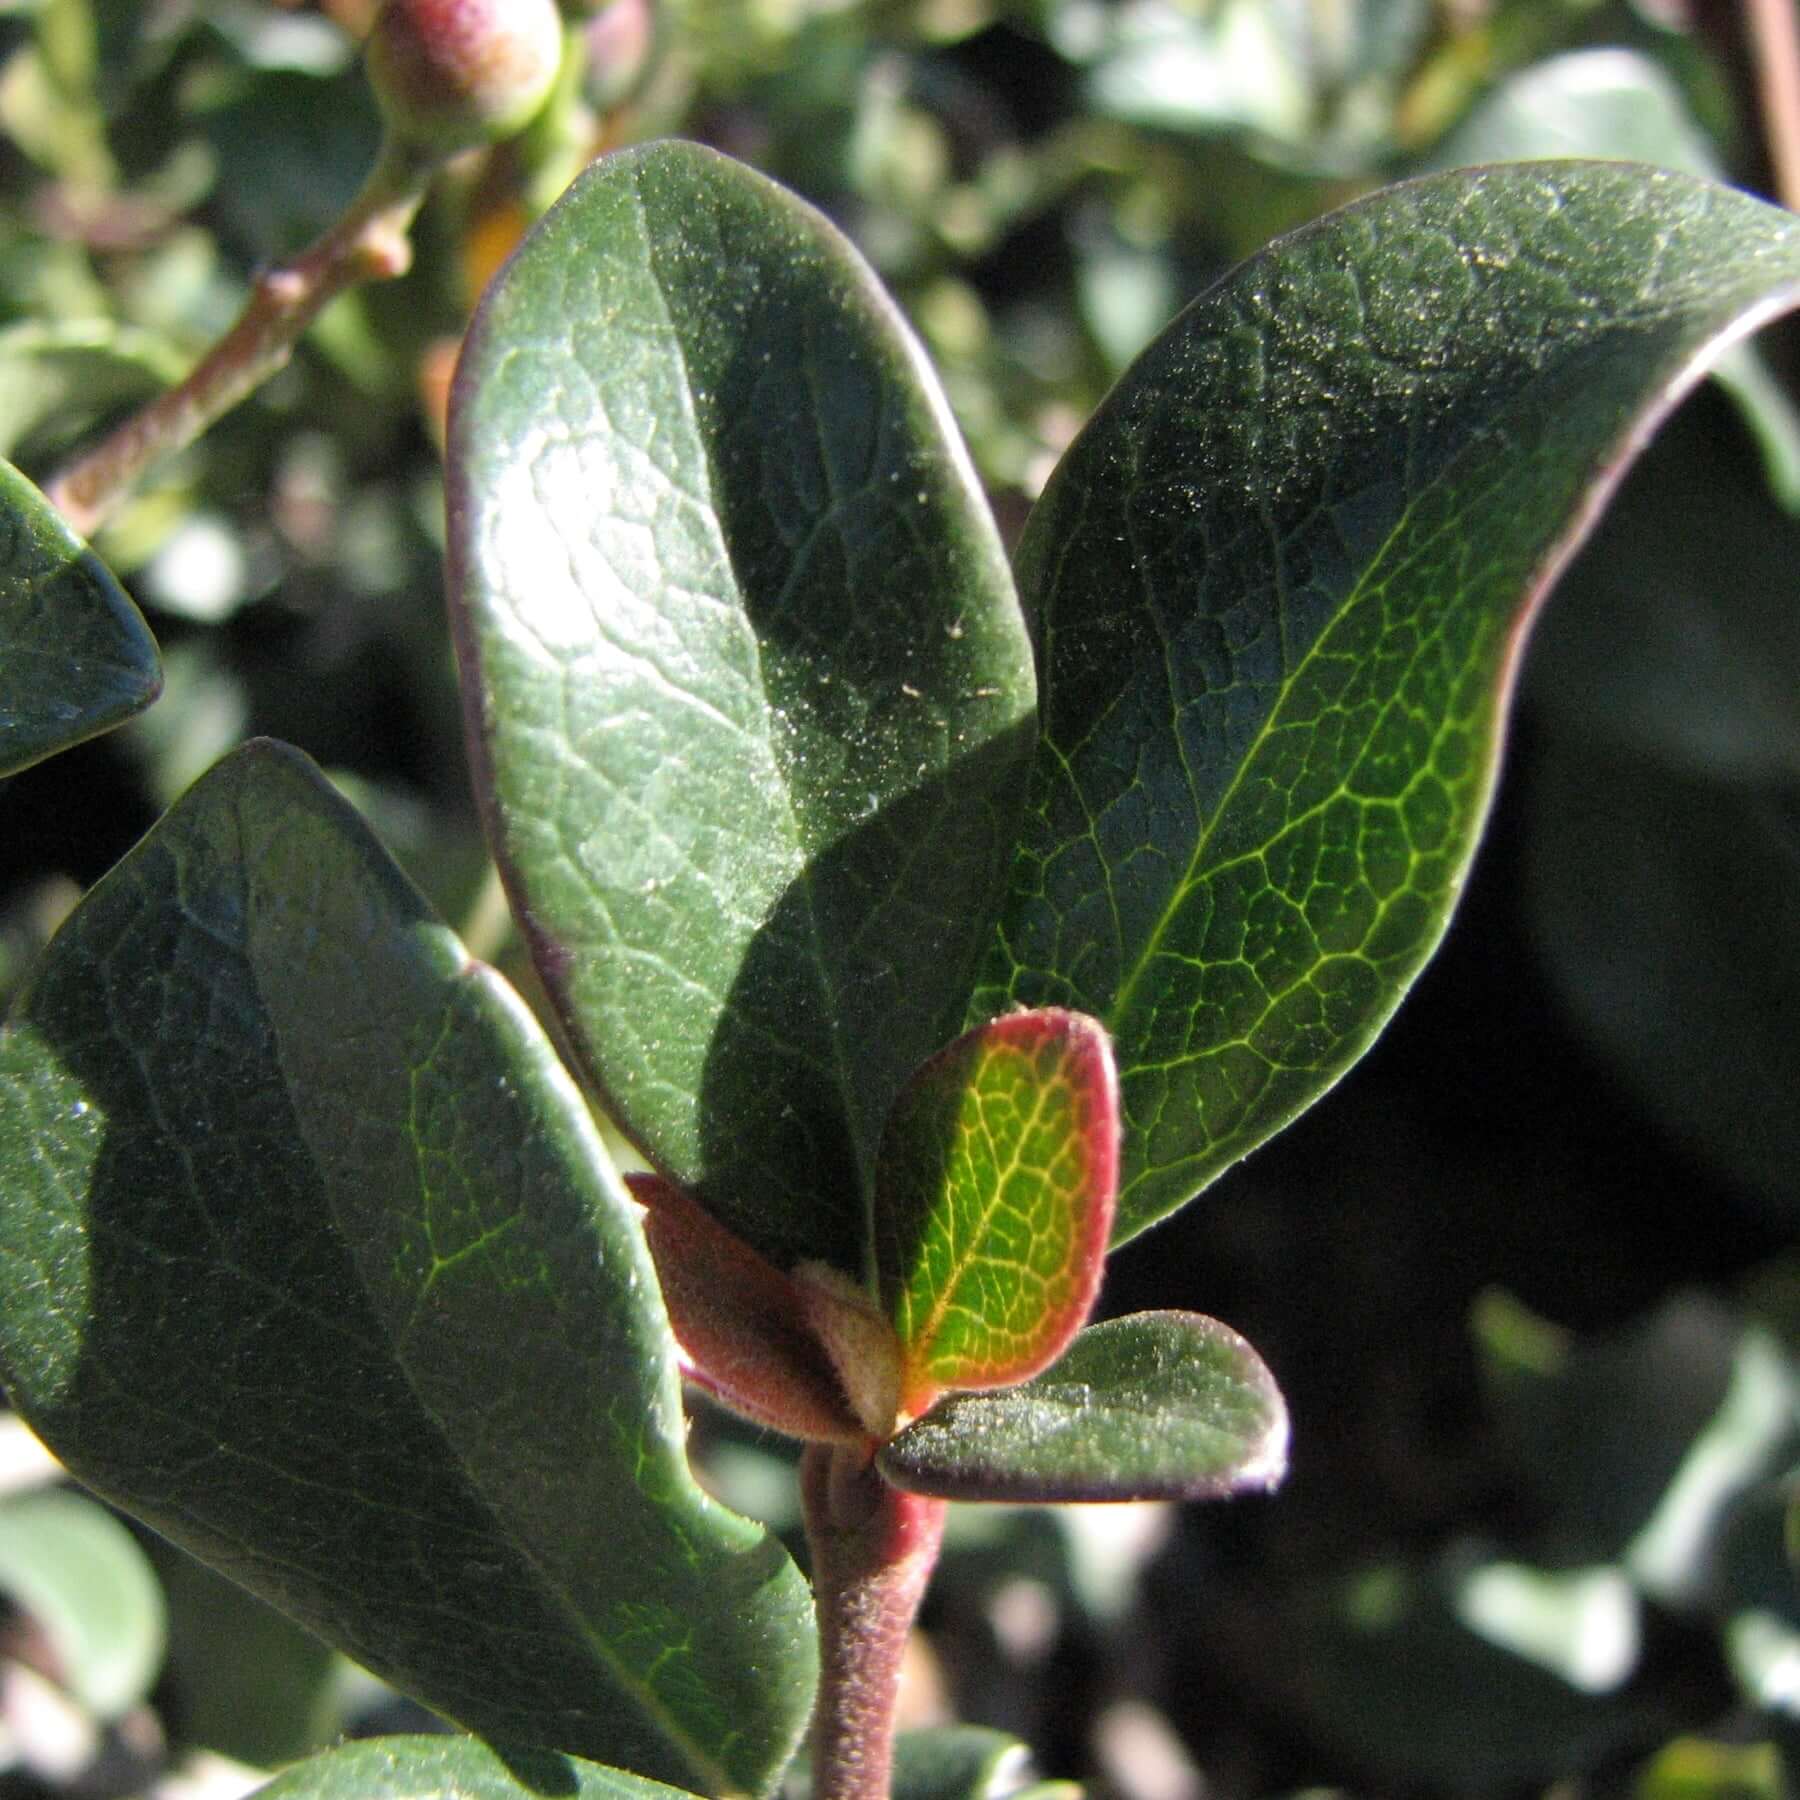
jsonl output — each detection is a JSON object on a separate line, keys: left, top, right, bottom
{"left": 800, "top": 1442, "right": 947, "bottom": 1800}
{"left": 45, "top": 139, "right": 440, "bottom": 539}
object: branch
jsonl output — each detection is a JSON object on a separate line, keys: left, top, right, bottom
{"left": 44, "top": 141, "right": 441, "bottom": 539}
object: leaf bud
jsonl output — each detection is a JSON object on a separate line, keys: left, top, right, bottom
{"left": 365, "top": 0, "right": 563, "bottom": 155}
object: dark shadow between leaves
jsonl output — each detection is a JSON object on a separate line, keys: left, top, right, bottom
{"left": 487, "top": 1743, "right": 583, "bottom": 1797}
{"left": 693, "top": 717, "right": 1035, "bottom": 1278}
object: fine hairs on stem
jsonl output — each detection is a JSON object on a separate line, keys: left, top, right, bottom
{"left": 801, "top": 1444, "right": 949, "bottom": 1800}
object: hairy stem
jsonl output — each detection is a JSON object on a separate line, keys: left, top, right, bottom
{"left": 801, "top": 1442, "right": 947, "bottom": 1800}
{"left": 46, "top": 137, "right": 443, "bottom": 539}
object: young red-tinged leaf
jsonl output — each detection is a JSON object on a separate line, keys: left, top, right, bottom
{"left": 874, "top": 1009, "right": 1118, "bottom": 1425}
{"left": 630, "top": 1172, "right": 872, "bottom": 1444}
{"left": 877, "top": 1311, "right": 1288, "bottom": 1503}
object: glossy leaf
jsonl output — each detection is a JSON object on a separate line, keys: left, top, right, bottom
{"left": 1425, "top": 50, "right": 1800, "bottom": 510}
{"left": 973, "top": 162, "right": 1800, "bottom": 1241}
{"left": 250, "top": 1735, "right": 702, "bottom": 1800}
{"left": 0, "top": 1486, "right": 166, "bottom": 1717}
{"left": 875, "top": 1009, "right": 1117, "bottom": 1422}
{"left": 448, "top": 139, "right": 1036, "bottom": 1279}
{"left": 878, "top": 1310, "right": 1287, "bottom": 1502}
{"left": 0, "top": 456, "right": 159, "bottom": 777}
{"left": 0, "top": 741, "right": 815, "bottom": 1796}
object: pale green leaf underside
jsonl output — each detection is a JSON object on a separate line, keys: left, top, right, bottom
{"left": 450, "top": 140, "right": 1035, "bottom": 1278}
{"left": 0, "top": 457, "right": 159, "bottom": 777}
{"left": 0, "top": 1487, "right": 166, "bottom": 1718}
{"left": 975, "top": 161, "right": 1800, "bottom": 1242}
{"left": 251, "top": 1735, "right": 702, "bottom": 1800}
{"left": 0, "top": 742, "right": 814, "bottom": 1797}
{"left": 879, "top": 1310, "right": 1288, "bottom": 1501}
{"left": 889, "top": 1727, "right": 1054, "bottom": 1800}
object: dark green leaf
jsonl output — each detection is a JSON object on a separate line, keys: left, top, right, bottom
{"left": 875, "top": 1009, "right": 1117, "bottom": 1422}
{"left": 250, "top": 1735, "right": 702, "bottom": 1800}
{"left": 1474, "top": 1289, "right": 1736, "bottom": 1564}
{"left": 1517, "top": 387, "right": 1800, "bottom": 1220}
{"left": 1478, "top": 1291, "right": 1795, "bottom": 1581}
{"left": 1527, "top": 742, "right": 1800, "bottom": 1223}
{"left": 1261, "top": 1556, "right": 1672, "bottom": 1790}
{"left": 0, "top": 1486, "right": 165, "bottom": 1717}
{"left": 879, "top": 1310, "right": 1287, "bottom": 1501}
{"left": 0, "top": 456, "right": 159, "bottom": 777}
{"left": 974, "top": 162, "right": 1800, "bottom": 1241}
{"left": 448, "top": 139, "right": 1036, "bottom": 1279}
{"left": 1424, "top": 50, "right": 1800, "bottom": 509}
{"left": 0, "top": 741, "right": 814, "bottom": 1796}
{"left": 1522, "top": 386, "right": 1800, "bottom": 783}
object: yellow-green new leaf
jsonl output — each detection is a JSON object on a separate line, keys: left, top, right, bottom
{"left": 874, "top": 1009, "right": 1118, "bottom": 1425}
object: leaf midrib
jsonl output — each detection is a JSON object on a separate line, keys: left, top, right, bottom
{"left": 905, "top": 1066, "right": 1068, "bottom": 1375}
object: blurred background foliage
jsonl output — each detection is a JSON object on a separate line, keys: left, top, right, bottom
{"left": 1, "top": 2, "right": 1799, "bottom": 1798}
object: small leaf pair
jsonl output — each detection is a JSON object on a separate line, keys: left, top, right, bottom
{"left": 638, "top": 1006, "right": 1115, "bottom": 1445}
{"left": 638, "top": 1009, "right": 1289, "bottom": 1503}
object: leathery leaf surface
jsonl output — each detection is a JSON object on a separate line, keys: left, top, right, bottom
{"left": 874, "top": 1008, "right": 1117, "bottom": 1421}
{"left": 879, "top": 1311, "right": 1288, "bottom": 1502}
{"left": 0, "top": 742, "right": 815, "bottom": 1797}
{"left": 0, "top": 457, "right": 159, "bottom": 777}
{"left": 449, "top": 140, "right": 1035, "bottom": 1279}
{"left": 251, "top": 1736, "right": 703, "bottom": 1800}
{"left": 974, "top": 161, "right": 1800, "bottom": 1242}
